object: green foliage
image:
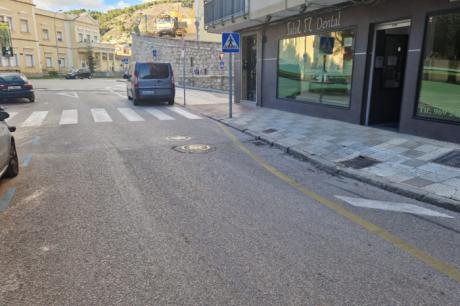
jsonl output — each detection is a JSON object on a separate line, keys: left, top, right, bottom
{"left": 86, "top": 45, "right": 97, "bottom": 73}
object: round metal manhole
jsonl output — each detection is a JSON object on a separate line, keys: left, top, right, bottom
{"left": 173, "top": 144, "right": 216, "bottom": 154}
{"left": 166, "top": 136, "right": 192, "bottom": 141}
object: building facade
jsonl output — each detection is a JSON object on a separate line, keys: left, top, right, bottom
{"left": 205, "top": 0, "right": 460, "bottom": 143}
{"left": 0, "top": 0, "right": 116, "bottom": 76}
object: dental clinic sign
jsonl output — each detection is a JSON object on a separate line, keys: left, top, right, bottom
{"left": 287, "top": 12, "right": 342, "bottom": 36}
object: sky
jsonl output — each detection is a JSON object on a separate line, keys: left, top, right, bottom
{"left": 34, "top": 0, "right": 151, "bottom": 12}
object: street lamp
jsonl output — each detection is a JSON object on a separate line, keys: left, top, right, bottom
{"left": 54, "top": 10, "right": 62, "bottom": 74}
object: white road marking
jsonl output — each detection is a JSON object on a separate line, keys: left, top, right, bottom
{"left": 335, "top": 196, "right": 453, "bottom": 218}
{"left": 21, "top": 111, "right": 49, "bottom": 127}
{"left": 59, "top": 110, "right": 78, "bottom": 125}
{"left": 57, "top": 92, "right": 79, "bottom": 99}
{"left": 5, "top": 112, "right": 18, "bottom": 122}
{"left": 168, "top": 107, "right": 202, "bottom": 119}
{"left": 91, "top": 108, "right": 113, "bottom": 123}
{"left": 117, "top": 108, "right": 145, "bottom": 122}
{"left": 106, "top": 86, "right": 125, "bottom": 98}
{"left": 144, "top": 107, "right": 174, "bottom": 121}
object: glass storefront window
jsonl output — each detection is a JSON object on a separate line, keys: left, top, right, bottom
{"left": 277, "top": 30, "right": 354, "bottom": 107}
{"left": 417, "top": 12, "right": 460, "bottom": 122}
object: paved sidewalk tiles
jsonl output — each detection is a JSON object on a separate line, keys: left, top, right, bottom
{"left": 194, "top": 104, "right": 460, "bottom": 211}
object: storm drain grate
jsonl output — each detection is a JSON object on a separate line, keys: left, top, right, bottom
{"left": 252, "top": 141, "right": 267, "bottom": 147}
{"left": 433, "top": 150, "right": 460, "bottom": 168}
{"left": 339, "top": 155, "right": 380, "bottom": 169}
{"left": 173, "top": 144, "right": 216, "bottom": 154}
{"left": 262, "top": 128, "right": 277, "bottom": 134}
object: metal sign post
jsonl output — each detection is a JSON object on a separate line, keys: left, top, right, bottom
{"left": 181, "top": 37, "right": 186, "bottom": 106}
{"left": 222, "top": 32, "right": 240, "bottom": 119}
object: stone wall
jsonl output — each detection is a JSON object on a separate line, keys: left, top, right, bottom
{"left": 132, "top": 35, "right": 231, "bottom": 91}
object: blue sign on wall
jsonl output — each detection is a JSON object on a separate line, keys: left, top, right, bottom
{"left": 319, "top": 37, "right": 335, "bottom": 55}
{"left": 121, "top": 58, "right": 129, "bottom": 64}
{"left": 222, "top": 33, "right": 240, "bottom": 53}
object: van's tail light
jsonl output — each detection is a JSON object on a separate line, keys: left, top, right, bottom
{"left": 133, "top": 72, "right": 139, "bottom": 89}
{"left": 23, "top": 83, "right": 33, "bottom": 89}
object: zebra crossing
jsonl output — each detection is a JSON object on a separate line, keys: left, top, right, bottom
{"left": 6, "top": 107, "right": 203, "bottom": 128}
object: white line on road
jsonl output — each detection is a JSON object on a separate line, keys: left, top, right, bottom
{"left": 21, "top": 111, "right": 49, "bottom": 127}
{"left": 144, "top": 108, "right": 175, "bottom": 121}
{"left": 91, "top": 108, "right": 113, "bottom": 123}
{"left": 335, "top": 196, "right": 453, "bottom": 218}
{"left": 5, "top": 112, "right": 18, "bottom": 122}
{"left": 106, "top": 86, "right": 125, "bottom": 98}
{"left": 168, "top": 107, "right": 202, "bottom": 119}
{"left": 59, "top": 110, "right": 78, "bottom": 125}
{"left": 117, "top": 108, "right": 145, "bottom": 122}
{"left": 57, "top": 92, "right": 79, "bottom": 99}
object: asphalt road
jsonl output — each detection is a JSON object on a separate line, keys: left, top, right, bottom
{"left": 0, "top": 79, "right": 459, "bottom": 305}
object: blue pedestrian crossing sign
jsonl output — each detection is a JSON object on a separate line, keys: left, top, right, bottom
{"left": 319, "top": 37, "right": 335, "bottom": 55}
{"left": 222, "top": 32, "right": 240, "bottom": 53}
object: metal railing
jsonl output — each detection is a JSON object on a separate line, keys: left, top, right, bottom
{"left": 204, "top": 0, "right": 246, "bottom": 26}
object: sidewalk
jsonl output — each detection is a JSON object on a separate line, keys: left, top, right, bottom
{"left": 189, "top": 101, "right": 460, "bottom": 212}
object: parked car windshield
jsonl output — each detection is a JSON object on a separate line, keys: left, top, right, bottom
{"left": 0, "top": 74, "right": 27, "bottom": 83}
{"left": 137, "top": 63, "right": 169, "bottom": 79}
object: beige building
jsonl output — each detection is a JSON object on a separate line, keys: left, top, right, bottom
{"left": 0, "top": 0, "right": 117, "bottom": 76}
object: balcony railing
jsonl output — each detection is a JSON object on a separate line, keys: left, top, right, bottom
{"left": 204, "top": 0, "right": 246, "bottom": 25}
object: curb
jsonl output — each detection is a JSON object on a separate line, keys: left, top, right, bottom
{"left": 198, "top": 112, "right": 460, "bottom": 213}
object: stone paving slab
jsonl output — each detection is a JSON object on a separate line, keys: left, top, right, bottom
{"left": 188, "top": 103, "right": 460, "bottom": 212}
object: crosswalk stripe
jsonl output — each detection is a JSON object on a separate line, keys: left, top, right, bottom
{"left": 168, "top": 107, "right": 202, "bottom": 119}
{"left": 5, "top": 112, "right": 18, "bottom": 122}
{"left": 59, "top": 110, "right": 78, "bottom": 125}
{"left": 21, "top": 111, "right": 49, "bottom": 127}
{"left": 91, "top": 108, "right": 112, "bottom": 123}
{"left": 144, "top": 108, "right": 175, "bottom": 121}
{"left": 117, "top": 108, "right": 145, "bottom": 122}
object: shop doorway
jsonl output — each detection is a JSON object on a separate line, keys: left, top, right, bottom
{"left": 242, "top": 35, "right": 257, "bottom": 102}
{"left": 366, "top": 20, "right": 411, "bottom": 129}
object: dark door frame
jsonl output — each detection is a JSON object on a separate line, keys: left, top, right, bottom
{"left": 242, "top": 34, "right": 258, "bottom": 102}
{"left": 365, "top": 19, "right": 412, "bottom": 126}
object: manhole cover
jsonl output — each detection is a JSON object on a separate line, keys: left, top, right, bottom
{"left": 166, "top": 136, "right": 192, "bottom": 141}
{"left": 339, "top": 155, "right": 380, "bottom": 169}
{"left": 173, "top": 144, "right": 215, "bottom": 154}
{"left": 263, "top": 128, "right": 277, "bottom": 134}
{"left": 433, "top": 150, "right": 460, "bottom": 168}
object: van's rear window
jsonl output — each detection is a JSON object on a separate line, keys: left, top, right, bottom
{"left": 138, "top": 64, "right": 170, "bottom": 79}
{"left": 0, "top": 75, "right": 27, "bottom": 83}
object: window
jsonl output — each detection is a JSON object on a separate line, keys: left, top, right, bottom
{"left": 86, "top": 34, "right": 91, "bottom": 42}
{"left": 94, "top": 36, "right": 98, "bottom": 42}
{"left": 46, "top": 56, "right": 52, "bottom": 67}
{"left": 138, "top": 63, "right": 170, "bottom": 79}
{"left": 78, "top": 33, "right": 83, "bottom": 42}
{"left": 25, "top": 54, "right": 34, "bottom": 67}
{"left": 20, "top": 19, "right": 29, "bottom": 32}
{"left": 277, "top": 30, "right": 355, "bottom": 107}
{"left": 102, "top": 53, "right": 107, "bottom": 60}
{"left": 0, "top": 16, "right": 14, "bottom": 31}
{"left": 57, "top": 31, "right": 63, "bottom": 42}
{"left": 59, "top": 57, "right": 65, "bottom": 68}
{"left": 417, "top": 12, "right": 460, "bottom": 122}
{"left": 42, "top": 29, "right": 49, "bottom": 40}
{"left": 109, "top": 53, "right": 114, "bottom": 60}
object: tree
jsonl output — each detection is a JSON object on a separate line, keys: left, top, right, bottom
{"left": 86, "top": 45, "right": 97, "bottom": 73}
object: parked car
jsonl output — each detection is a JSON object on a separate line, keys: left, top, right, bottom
{"left": 0, "top": 109, "right": 18, "bottom": 179}
{"left": 65, "top": 68, "right": 92, "bottom": 79}
{"left": 0, "top": 73, "right": 35, "bottom": 103}
{"left": 126, "top": 62, "right": 175, "bottom": 106}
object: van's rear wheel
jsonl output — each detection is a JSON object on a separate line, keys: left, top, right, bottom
{"left": 133, "top": 98, "right": 139, "bottom": 106}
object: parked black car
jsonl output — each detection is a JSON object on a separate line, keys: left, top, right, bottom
{"left": 65, "top": 68, "right": 92, "bottom": 79}
{"left": 0, "top": 73, "right": 35, "bottom": 102}
{"left": 126, "top": 62, "right": 175, "bottom": 106}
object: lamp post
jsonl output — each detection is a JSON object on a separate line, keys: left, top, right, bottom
{"left": 54, "top": 10, "right": 62, "bottom": 74}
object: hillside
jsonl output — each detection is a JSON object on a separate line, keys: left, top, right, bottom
{"left": 66, "top": 0, "right": 195, "bottom": 45}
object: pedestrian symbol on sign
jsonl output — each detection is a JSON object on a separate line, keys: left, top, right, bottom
{"left": 222, "top": 33, "right": 240, "bottom": 53}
